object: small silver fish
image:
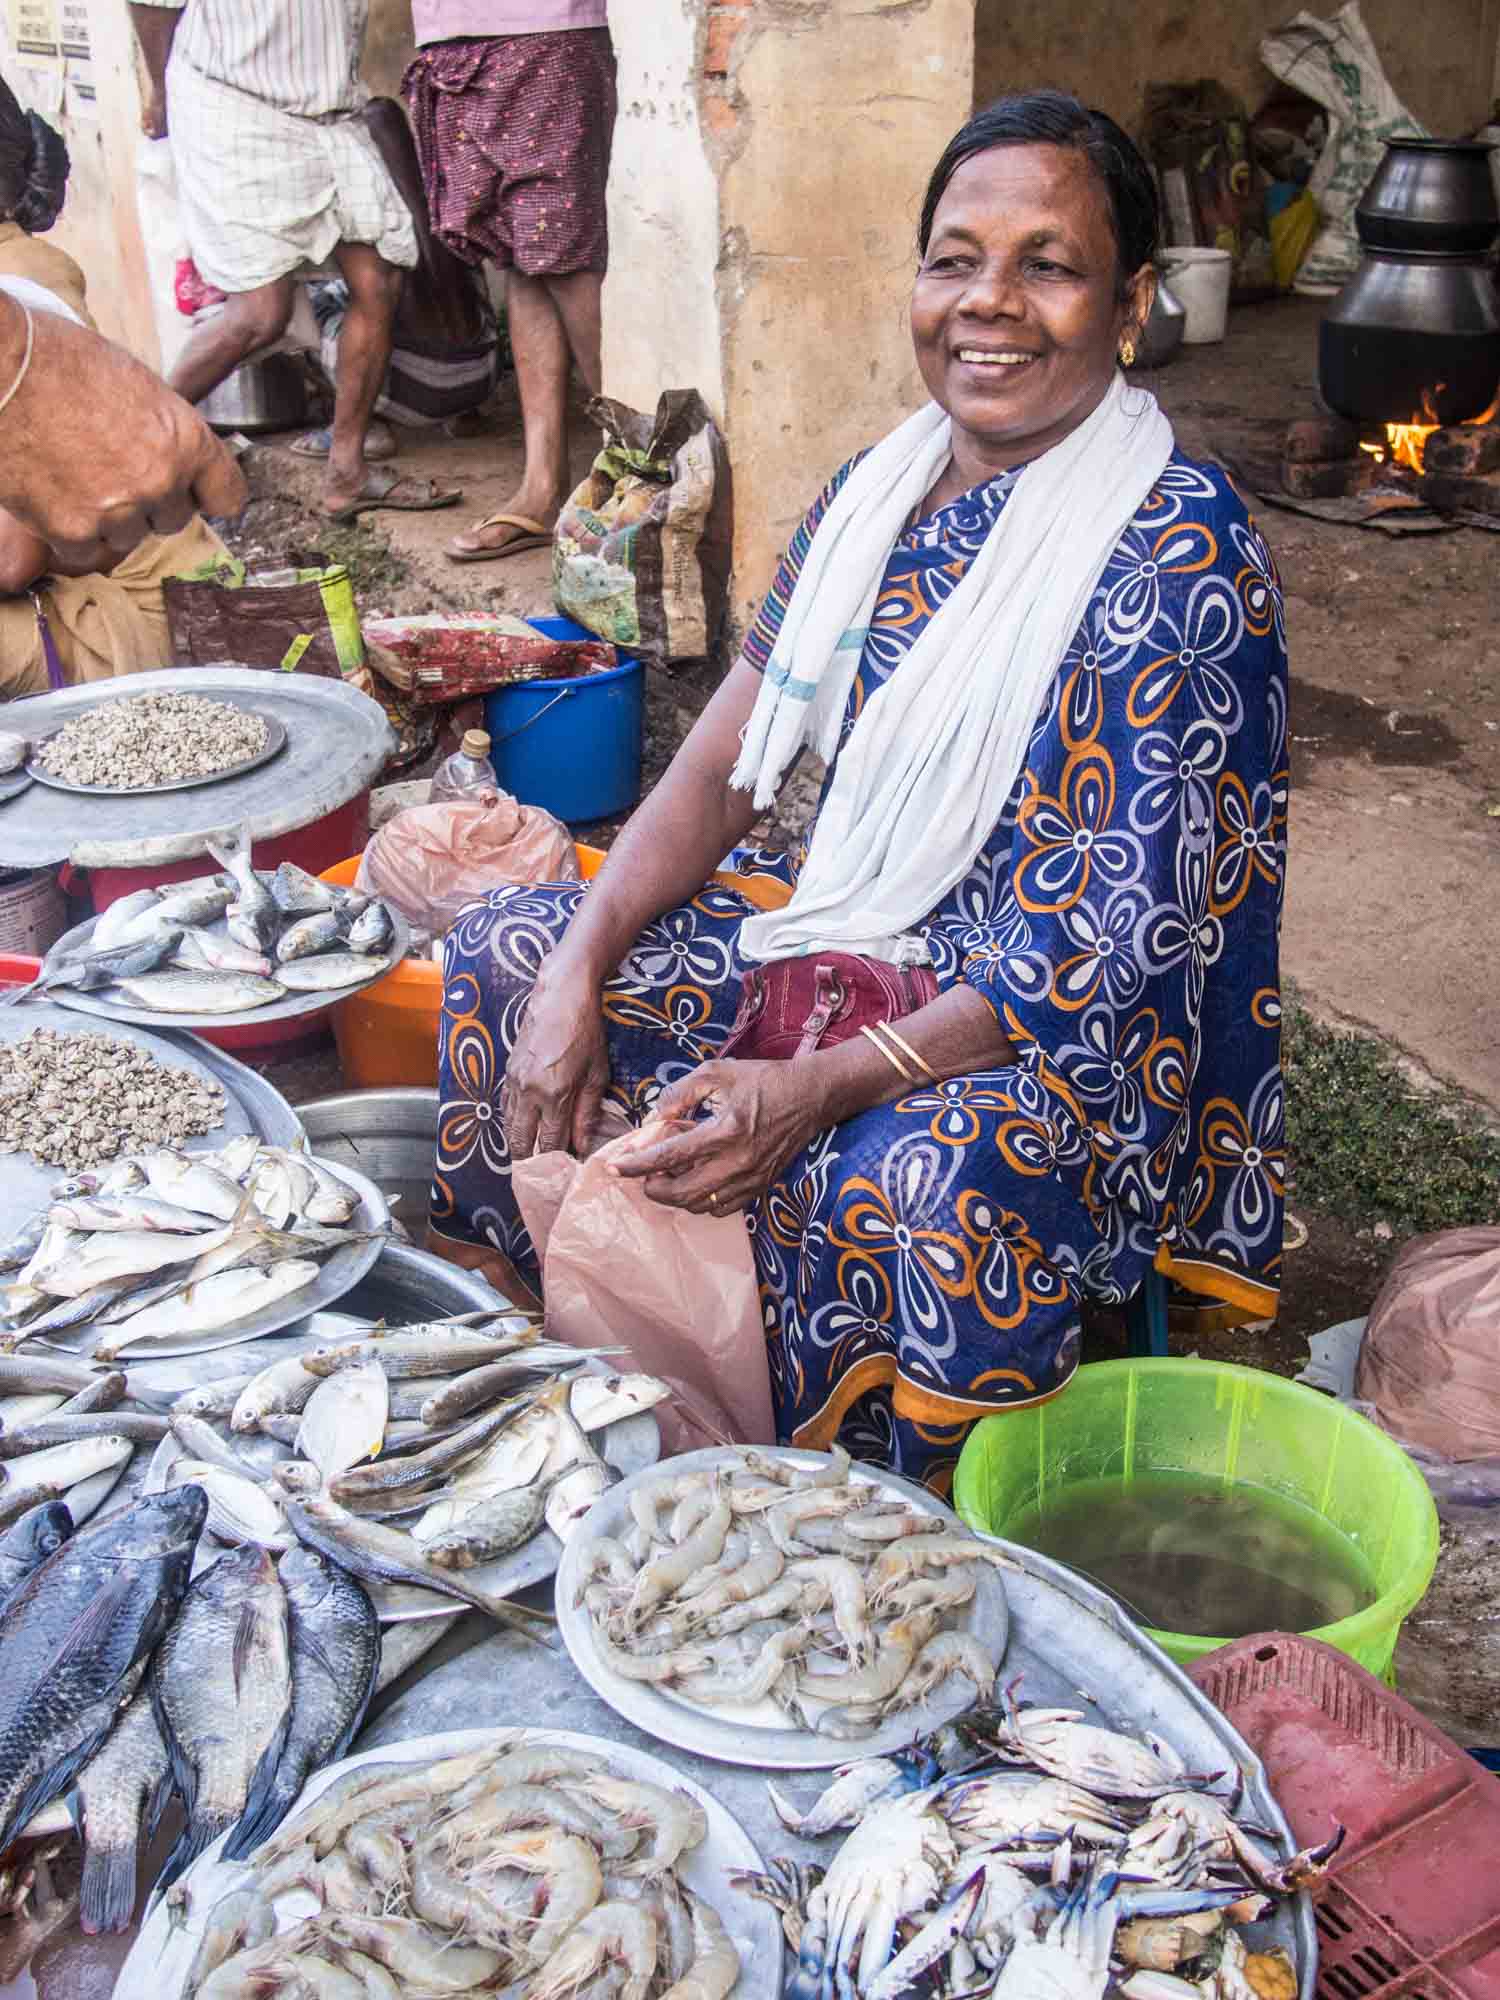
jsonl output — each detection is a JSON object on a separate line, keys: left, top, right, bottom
{"left": 232, "top": 1355, "right": 320, "bottom": 1433}
{"left": 167, "top": 1460, "right": 289, "bottom": 1550}
{"left": 297, "top": 1361, "right": 389, "bottom": 1482}
{"left": 274, "top": 953, "right": 389, "bottom": 992}
{"left": 347, "top": 902, "right": 394, "bottom": 955}
{"left": 270, "top": 863, "right": 338, "bottom": 917}
{"left": 173, "top": 929, "right": 274, "bottom": 978}
{"left": 276, "top": 912, "right": 346, "bottom": 964}
{"left": 146, "top": 883, "right": 236, "bottom": 931}
{"left": 206, "top": 825, "right": 276, "bottom": 920}
{"left": 48, "top": 1195, "right": 221, "bottom": 1236}
{"left": 93, "top": 1260, "right": 321, "bottom": 1355}
{"left": 226, "top": 905, "right": 280, "bottom": 956}
{"left": 111, "top": 968, "right": 285, "bottom": 1014}
{"left": 143, "top": 1152, "right": 249, "bottom": 1222}
{"left": 89, "top": 890, "right": 162, "bottom": 953}
{"left": 0, "top": 730, "right": 26, "bottom": 775}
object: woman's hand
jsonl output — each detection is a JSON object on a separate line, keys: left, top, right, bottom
{"left": 502, "top": 981, "right": 611, "bottom": 1160}
{"left": 613, "top": 1060, "right": 826, "bottom": 1213}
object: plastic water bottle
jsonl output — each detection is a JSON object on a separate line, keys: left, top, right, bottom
{"left": 431, "top": 728, "right": 496, "bottom": 803}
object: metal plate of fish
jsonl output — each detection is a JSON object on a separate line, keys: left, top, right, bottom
{"left": 36, "top": 1156, "right": 389, "bottom": 1361}
{"left": 555, "top": 1445, "right": 1013, "bottom": 1771}
{"left": 24, "top": 710, "right": 288, "bottom": 796}
{"left": 0, "top": 1001, "right": 258, "bottom": 1235}
{"left": 117, "top": 1725, "right": 784, "bottom": 2000}
{"left": 40, "top": 901, "right": 411, "bottom": 1032}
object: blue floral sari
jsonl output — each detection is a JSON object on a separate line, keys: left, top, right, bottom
{"left": 433, "top": 449, "right": 1288, "bottom": 1491}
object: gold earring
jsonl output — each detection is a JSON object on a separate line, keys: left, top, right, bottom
{"left": 1119, "top": 335, "right": 1137, "bottom": 368}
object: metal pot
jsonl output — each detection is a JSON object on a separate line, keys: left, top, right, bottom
{"left": 1132, "top": 273, "right": 1187, "bottom": 370}
{"left": 333, "top": 1238, "right": 505, "bottom": 1322}
{"left": 195, "top": 352, "right": 309, "bottom": 435}
{"left": 1356, "top": 138, "right": 1499, "bottom": 257}
{"left": 299, "top": 1087, "right": 438, "bottom": 1237}
{"left": 1319, "top": 250, "right": 1500, "bottom": 426}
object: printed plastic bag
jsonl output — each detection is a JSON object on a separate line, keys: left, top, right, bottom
{"left": 163, "top": 557, "right": 370, "bottom": 687}
{"left": 512, "top": 1118, "right": 775, "bottom": 1454}
{"left": 1260, "top": 0, "right": 1426, "bottom": 295}
{"left": 1354, "top": 1226, "right": 1500, "bottom": 1462}
{"left": 552, "top": 389, "right": 731, "bottom": 666}
{"left": 355, "top": 793, "right": 579, "bottom": 939}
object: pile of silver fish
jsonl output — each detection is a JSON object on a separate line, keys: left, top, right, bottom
{"left": 739, "top": 1695, "right": 1341, "bottom": 2000}
{"left": 0, "top": 1483, "right": 387, "bottom": 1939}
{"left": 576, "top": 1449, "right": 1009, "bottom": 1732}
{"left": 0, "top": 1350, "right": 172, "bottom": 1531}
{"left": 158, "top": 1315, "right": 670, "bottom": 1621}
{"left": 193, "top": 1734, "right": 739, "bottom": 2000}
{"left": 9, "top": 822, "right": 394, "bottom": 1017}
{"left": 0, "top": 1137, "right": 370, "bottom": 1356}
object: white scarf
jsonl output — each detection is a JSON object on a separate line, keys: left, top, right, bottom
{"left": 731, "top": 372, "right": 1175, "bottom": 964}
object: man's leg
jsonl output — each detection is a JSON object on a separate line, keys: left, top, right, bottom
{"left": 167, "top": 278, "right": 297, "bottom": 407}
{"left": 447, "top": 266, "right": 602, "bottom": 558}
{"left": 322, "top": 242, "right": 405, "bottom": 514}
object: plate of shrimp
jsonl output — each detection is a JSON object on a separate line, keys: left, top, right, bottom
{"left": 556, "top": 1446, "right": 1015, "bottom": 1770}
{"left": 118, "top": 1726, "right": 783, "bottom": 2000}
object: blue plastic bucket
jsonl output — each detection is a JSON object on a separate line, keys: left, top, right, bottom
{"left": 483, "top": 616, "right": 644, "bottom": 824}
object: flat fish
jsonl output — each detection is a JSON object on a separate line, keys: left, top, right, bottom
{"left": 274, "top": 953, "right": 387, "bottom": 992}
{"left": 111, "top": 969, "right": 285, "bottom": 1014}
{"left": 74, "top": 1686, "right": 172, "bottom": 1934}
{"left": 0, "top": 1486, "right": 205, "bottom": 1855}
{"left": 223, "top": 1547, "right": 379, "bottom": 1861}
{"left": 94, "top": 1261, "right": 321, "bottom": 1355}
{"left": 297, "top": 1361, "right": 389, "bottom": 1482}
{"left": 148, "top": 1544, "right": 293, "bottom": 1897}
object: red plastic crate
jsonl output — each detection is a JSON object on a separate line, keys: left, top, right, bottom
{"left": 1190, "top": 1633, "right": 1500, "bottom": 1999}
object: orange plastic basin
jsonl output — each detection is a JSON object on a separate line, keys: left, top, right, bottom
{"left": 320, "top": 848, "right": 791, "bottom": 1091}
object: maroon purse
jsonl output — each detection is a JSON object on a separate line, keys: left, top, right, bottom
{"left": 717, "top": 953, "right": 938, "bottom": 1064}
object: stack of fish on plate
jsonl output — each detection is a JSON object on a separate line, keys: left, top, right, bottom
{"left": 11, "top": 823, "right": 396, "bottom": 1017}
{"left": 0, "top": 1320, "right": 672, "bottom": 1961}
{"left": 739, "top": 1696, "right": 1338, "bottom": 2000}
{"left": 0, "top": 1139, "right": 371, "bottom": 1357}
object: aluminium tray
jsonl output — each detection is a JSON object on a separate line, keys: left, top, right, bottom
{"left": 25, "top": 709, "right": 286, "bottom": 796}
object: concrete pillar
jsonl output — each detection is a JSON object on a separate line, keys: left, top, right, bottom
{"left": 605, "top": 0, "right": 973, "bottom": 636}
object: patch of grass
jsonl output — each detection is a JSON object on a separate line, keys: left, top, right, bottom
{"left": 1283, "top": 994, "right": 1500, "bottom": 1237}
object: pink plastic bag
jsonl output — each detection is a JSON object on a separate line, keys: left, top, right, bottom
{"left": 512, "top": 1119, "right": 775, "bottom": 1455}
{"left": 355, "top": 792, "right": 579, "bottom": 938}
{"left": 1356, "top": 1226, "right": 1500, "bottom": 1461}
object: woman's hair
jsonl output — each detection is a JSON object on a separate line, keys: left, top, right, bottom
{"left": 0, "top": 72, "right": 70, "bottom": 234}
{"left": 919, "top": 89, "right": 1159, "bottom": 295}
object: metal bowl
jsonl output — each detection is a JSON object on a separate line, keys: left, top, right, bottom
{"left": 195, "top": 352, "right": 309, "bottom": 434}
{"left": 333, "top": 1237, "right": 503, "bottom": 1321}
{"left": 298, "top": 1087, "right": 437, "bottom": 1241}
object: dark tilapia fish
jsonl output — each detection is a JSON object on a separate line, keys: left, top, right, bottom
{"left": 0, "top": 1501, "right": 72, "bottom": 1613}
{"left": 73, "top": 1685, "right": 172, "bottom": 1934}
{"left": 149, "top": 1544, "right": 293, "bottom": 1898}
{"left": 222, "top": 1546, "right": 379, "bottom": 1862}
{"left": 0, "top": 1486, "right": 205, "bottom": 1857}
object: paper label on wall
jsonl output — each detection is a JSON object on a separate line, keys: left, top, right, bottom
{"left": 6, "top": 0, "right": 59, "bottom": 65}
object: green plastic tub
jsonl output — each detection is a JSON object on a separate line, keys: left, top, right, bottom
{"left": 953, "top": 1358, "right": 1439, "bottom": 1677}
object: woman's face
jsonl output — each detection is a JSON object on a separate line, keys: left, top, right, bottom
{"left": 911, "top": 143, "right": 1153, "bottom": 469}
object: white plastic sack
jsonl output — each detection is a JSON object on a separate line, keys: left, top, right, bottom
{"left": 1260, "top": 0, "right": 1426, "bottom": 295}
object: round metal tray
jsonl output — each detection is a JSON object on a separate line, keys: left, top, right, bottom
{"left": 0, "top": 768, "right": 31, "bottom": 805}
{"left": 36, "top": 1155, "right": 388, "bottom": 1361}
{"left": 116, "top": 1726, "right": 782, "bottom": 2000}
{"left": 555, "top": 1444, "right": 1012, "bottom": 1770}
{"left": 40, "top": 903, "right": 410, "bottom": 1032}
{"left": 0, "top": 1001, "right": 257, "bottom": 1227}
{"left": 25, "top": 709, "right": 287, "bottom": 797}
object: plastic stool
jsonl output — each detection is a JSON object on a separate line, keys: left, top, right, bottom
{"left": 1124, "top": 1268, "right": 1170, "bottom": 1357}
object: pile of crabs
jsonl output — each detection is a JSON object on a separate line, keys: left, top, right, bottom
{"left": 738, "top": 1694, "right": 1342, "bottom": 2000}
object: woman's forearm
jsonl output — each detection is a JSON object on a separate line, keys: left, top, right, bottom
{"left": 538, "top": 657, "right": 767, "bottom": 991}
{"left": 802, "top": 983, "right": 1019, "bottom": 1128}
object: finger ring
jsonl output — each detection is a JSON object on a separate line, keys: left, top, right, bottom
{"left": 707, "top": 1192, "right": 720, "bottom": 1211}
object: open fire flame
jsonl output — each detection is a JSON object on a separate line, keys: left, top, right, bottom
{"left": 1359, "top": 386, "right": 1499, "bottom": 475}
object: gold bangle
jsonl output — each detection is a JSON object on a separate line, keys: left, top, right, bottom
{"left": 859, "top": 1022, "right": 918, "bottom": 1084}
{"left": 875, "top": 1022, "right": 939, "bottom": 1085}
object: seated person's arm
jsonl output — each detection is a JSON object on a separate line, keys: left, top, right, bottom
{"left": 0, "top": 509, "right": 48, "bottom": 596}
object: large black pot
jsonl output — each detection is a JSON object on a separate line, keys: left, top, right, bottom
{"left": 1356, "top": 138, "right": 1499, "bottom": 256}
{"left": 1319, "top": 137, "right": 1500, "bottom": 428}
{"left": 1320, "top": 253, "right": 1500, "bottom": 426}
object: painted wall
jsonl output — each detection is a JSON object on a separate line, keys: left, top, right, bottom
{"left": 973, "top": 0, "right": 1500, "bottom": 138}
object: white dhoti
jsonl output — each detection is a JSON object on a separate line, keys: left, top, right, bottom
{"left": 168, "top": 63, "right": 418, "bottom": 295}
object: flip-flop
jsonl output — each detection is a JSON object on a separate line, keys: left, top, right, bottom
{"left": 325, "top": 469, "right": 462, "bottom": 523}
{"left": 291, "top": 424, "right": 397, "bottom": 462}
{"left": 445, "top": 511, "right": 552, "bottom": 564}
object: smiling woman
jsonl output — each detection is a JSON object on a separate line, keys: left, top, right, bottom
{"left": 430, "top": 90, "right": 1289, "bottom": 1493}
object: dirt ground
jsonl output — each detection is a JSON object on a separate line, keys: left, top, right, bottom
{"left": 233, "top": 293, "right": 1500, "bottom": 1376}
